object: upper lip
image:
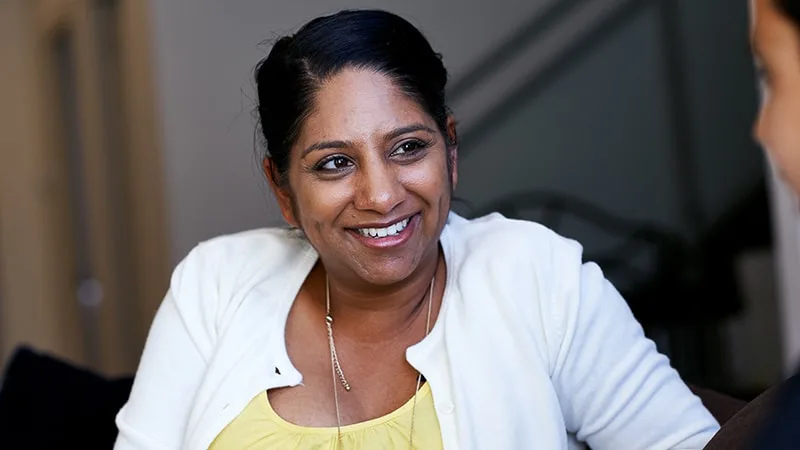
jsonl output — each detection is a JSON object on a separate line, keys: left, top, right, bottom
{"left": 348, "top": 213, "right": 417, "bottom": 229}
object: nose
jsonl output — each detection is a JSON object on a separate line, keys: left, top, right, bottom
{"left": 753, "top": 90, "right": 772, "bottom": 149}
{"left": 353, "top": 160, "right": 403, "bottom": 214}
{"left": 753, "top": 109, "right": 766, "bottom": 147}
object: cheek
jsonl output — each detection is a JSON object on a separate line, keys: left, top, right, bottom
{"left": 761, "top": 89, "right": 800, "bottom": 168}
{"left": 757, "top": 93, "right": 776, "bottom": 153}
{"left": 757, "top": 86, "right": 800, "bottom": 196}
{"left": 400, "top": 153, "right": 450, "bottom": 196}
{"left": 290, "top": 180, "right": 351, "bottom": 228}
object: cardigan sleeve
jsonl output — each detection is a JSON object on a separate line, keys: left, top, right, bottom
{"left": 114, "top": 244, "right": 217, "bottom": 450}
{"left": 549, "top": 249, "right": 720, "bottom": 449}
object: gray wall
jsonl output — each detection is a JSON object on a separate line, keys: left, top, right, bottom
{"left": 678, "top": 0, "right": 762, "bottom": 221}
{"left": 458, "top": 1, "right": 762, "bottom": 258}
{"left": 458, "top": 4, "right": 684, "bottom": 246}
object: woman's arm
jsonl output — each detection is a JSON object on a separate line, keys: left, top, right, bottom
{"left": 551, "top": 258, "right": 720, "bottom": 449}
{"left": 115, "top": 246, "right": 216, "bottom": 450}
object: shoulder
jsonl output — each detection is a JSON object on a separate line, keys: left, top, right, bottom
{"left": 444, "top": 213, "right": 592, "bottom": 367}
{"left": 444, "top": 212, "right": 584, "bottom": 277}
{"left": 174, "top": 227, "right": 313, "bottom": 287}
{"left": 168, "top": 227, "right": 315, "bottom": 320}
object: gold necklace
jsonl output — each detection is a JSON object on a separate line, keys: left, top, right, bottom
{"left": 325, "top": 274, "right": 435, "bottom": 449}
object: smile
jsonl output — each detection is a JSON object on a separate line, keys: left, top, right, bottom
{"left": 356, "top": 218, "right": 411, "bottom": 239}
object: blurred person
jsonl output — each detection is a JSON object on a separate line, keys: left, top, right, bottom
{"left": 753, "top": 0, "right": 800, "bottom": 193}
{"left": 113, "top": 9, "right": 719, "bottom": 450}
{"left": 746, "top": 0, "right": 800, "bottom": 447}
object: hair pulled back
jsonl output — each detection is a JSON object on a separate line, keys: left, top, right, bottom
{"left": 255, "top": 9, "right": 451, "bottom": 185}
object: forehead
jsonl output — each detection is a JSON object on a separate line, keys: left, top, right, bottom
{"left": 751, "top": 0, "right": 794, "bottom": 52}
{"left": 751, "top": 0, "right": 772, "bottom": 43}
{"left": 298, "top": 68, "right": 432, "bottom": 142}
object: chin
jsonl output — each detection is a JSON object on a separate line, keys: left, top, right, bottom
{"left": 775, "top": 166, "right": 800, "bottom": 194}
{"left": 354, "top": 263, "right": 417, "bottom": 286}
{"left": 786, "top": 176, "right": 800, "bottom": 197}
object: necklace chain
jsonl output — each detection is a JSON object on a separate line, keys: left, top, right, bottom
{"left": 325, "top": 273, "right": 436, "bottom": 450}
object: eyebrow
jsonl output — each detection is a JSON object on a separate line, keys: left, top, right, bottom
{"left": 385, "top": 123, "right": 437, "bottom": 140}
{"left": 301, "top": 123, "right": 437, "bottom": 157}
{"left": 301, "top": 139, "right": 352, "bottom": 157}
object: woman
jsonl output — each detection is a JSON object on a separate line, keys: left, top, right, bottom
{"left": 744, "top": 0, "right": 800, "bottom": 447}
{"left": 114, "top": 9, "right": 719, "bottom": 450}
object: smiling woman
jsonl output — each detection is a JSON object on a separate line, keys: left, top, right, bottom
{"left": 113, "top": 9, "right": 719, "bottom": 450}
{"left": 266, "top": 68, "right": 453, "bottom": 287}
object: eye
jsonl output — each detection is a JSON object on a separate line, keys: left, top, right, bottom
{"left": 756, "top": 68, "right": 773, "bottom": 100}
{"left": 317, "top": 155, "right": 353, "bottom": 171}
{"left": 756, "top": 65, "right": 770, "bottom": 84}
{"left": 392, "top": 139, "right": 428, "bottom": 156}
{"left": 754, "top": 58, "right": 772, "bottom": 86}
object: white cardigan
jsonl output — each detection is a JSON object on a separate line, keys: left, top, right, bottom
{"left": 115, "top": 212, "right": 719, "bottom": 450}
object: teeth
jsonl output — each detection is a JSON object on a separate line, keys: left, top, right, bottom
{"left": 357, "top": 218, "right": 410, "bottom": 238}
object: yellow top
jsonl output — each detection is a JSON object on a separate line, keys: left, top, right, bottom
{"left": 209, "top": 383, "right": 443, "bottom": 449}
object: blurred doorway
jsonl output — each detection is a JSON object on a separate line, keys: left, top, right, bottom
{"left": 0, "top": 0, "right": 170, "bottom": 375}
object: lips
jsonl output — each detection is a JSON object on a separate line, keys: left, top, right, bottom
{"left": 355, "top": 217, "right": 411, "bottom": 239}
{"left": 346, "top": 214, "right": 420, "bottom": 249}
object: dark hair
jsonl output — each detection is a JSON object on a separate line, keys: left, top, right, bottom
{"left": 779, "top": 0, "right": 800, "bottom": 28}
{"left": 255, "top": 9, "right": 451, "bottom": 185}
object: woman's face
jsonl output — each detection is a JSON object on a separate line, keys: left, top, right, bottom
{"left": 752, "top": 0, "right": 800, "bottom": 193}
{"left": 272, "top": 68, "right": 457, "bottom": 286}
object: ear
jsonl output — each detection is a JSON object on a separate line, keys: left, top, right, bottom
{"left": 446, "top": 115, "right": 459, "bottom": 189}
{"left": 263, "top": 158, "right": 299, "bottom": 227}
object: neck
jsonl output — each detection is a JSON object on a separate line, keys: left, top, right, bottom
{"left": 322, "top": 247, "right": 441, "bottom": 342}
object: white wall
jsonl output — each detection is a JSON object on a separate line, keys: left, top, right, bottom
{"left": 148, "top": 0, "right": 554, "bottom": 264}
